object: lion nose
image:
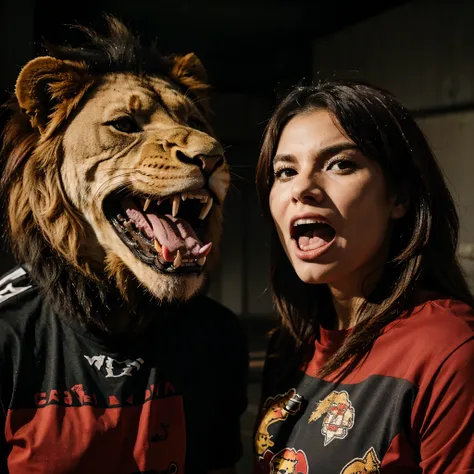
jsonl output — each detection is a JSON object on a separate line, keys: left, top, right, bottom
{"left": 176, "top": 151, "right": 224, "bottom": 176}
{"left": 196, "top": 154, "right": 224, "bottom": 172}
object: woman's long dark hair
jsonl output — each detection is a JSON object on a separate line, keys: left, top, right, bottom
{"left": 256, "top": 80, "right": 474, "bottom": 381}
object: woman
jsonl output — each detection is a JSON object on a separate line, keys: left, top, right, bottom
{"left": 253, "top": 80, "right": 474, "bottom": 473}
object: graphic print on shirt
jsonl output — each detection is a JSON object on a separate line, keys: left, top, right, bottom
{"left": 268, "top": 448, "right": 308, "bottom": 474}
{"left": 0, "top": 267, "right": 31, "bottom": 303}
{"left": 339, "top": 447, "right": 381, "bottom": 474}
{"left": 6, "top": 374, "right": 185, "bottom": 474}
{"left": 85, "top": 354, "right": 145, "bottom": 378}
{"left": 308, "top": 390, "right": 355, "bottom": 446}
{"left": 255, "top": 388, "right": 302, "bottom": 458}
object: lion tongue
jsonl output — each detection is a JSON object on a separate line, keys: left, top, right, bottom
{"left": 123, "top": 200, "right": 210, "bottom": 260}
{"left": 146, "top": 213, "right": 203, "bottom": 257}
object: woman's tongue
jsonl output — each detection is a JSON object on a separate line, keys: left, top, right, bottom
{"left": 298, "top": 228, "right": 333, "bottom": 251}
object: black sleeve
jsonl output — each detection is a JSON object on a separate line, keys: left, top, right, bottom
{"left": 0, "top": 265, "right": 36, "bottom": 473}
{"left": 0, "top": 402, "right": 9, "bottom": 473}
{"left": 0, "top": 312, "right": 14, "bottom": 474}
{"left": 0, "top": 326, "right": 13, "bottom": 473}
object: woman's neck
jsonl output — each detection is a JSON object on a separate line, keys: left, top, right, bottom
{"left": 327, "top": 289, "right": 364, "bottom": 330}
{"left": 327, "top": 267, "right": 384, "bottom": 329}
{"left": 326, "top": 247, "right": 390, "bottom": 329}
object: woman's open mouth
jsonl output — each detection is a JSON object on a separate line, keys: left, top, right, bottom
{"left": 290, "top": 217, "right": 336, "bottom": 259}
{"left": 103, "top": 189, "right": 215, "bottom": 274}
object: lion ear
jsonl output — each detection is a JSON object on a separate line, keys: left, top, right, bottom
{"left": 15, "top": 56, "right": 92, "bottom": 134}
{"left": 171, "top": 52, "right": 208, "bottom": 84}
{"left": 170, "top": 53, "right": 211, "bottom": 118}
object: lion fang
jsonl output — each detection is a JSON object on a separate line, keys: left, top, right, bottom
{"left": 173, "top": 250, "right": 182, "bottom": 268}
{"left": 172, "top": 195, "right": 180, "bottom": 217}
{"left": 154, "top": 239, "right": 162, "bottom": 253}
{"left": 199, "top": 197, "right": 213, "bottom": 220}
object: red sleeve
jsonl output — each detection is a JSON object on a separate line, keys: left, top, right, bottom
{"left": 412, "top": 337, "right": 474, "bottom": 473}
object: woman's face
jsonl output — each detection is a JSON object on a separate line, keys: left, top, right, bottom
{"left": 269, "top": 109, "right": 406, "bottom": 294}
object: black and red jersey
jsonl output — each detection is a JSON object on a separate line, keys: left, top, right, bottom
{"left": 254, "top": 298, "right": 474, "bottom": 473}
{"left": 0, "top": 266, "right": 249, "bottom": 474}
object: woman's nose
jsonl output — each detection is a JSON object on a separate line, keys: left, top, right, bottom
{"left": 290, "top": 173, "right": 325, "bottom": 204}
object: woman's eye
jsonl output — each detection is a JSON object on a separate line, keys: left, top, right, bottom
{"left": 274, "top": 167, "right": 296, "bottom": 179}
{"left": 107, "top": 117, "right": 141, "bottom": 133}
{"left": 327, "top": 159, "right": 357, "bottom": 173}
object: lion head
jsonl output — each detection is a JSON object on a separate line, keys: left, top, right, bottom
{"left": 0, "top": 16, "right": 230, "bottom": 330}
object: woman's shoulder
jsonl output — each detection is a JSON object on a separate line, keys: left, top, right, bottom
{"left": 403, "top": 296, "right": 474, "bottom": 337}
{"left": 338, "top": 296, "right": 474, "bottom": 387}
{"left": 377, "top": 296, "right": 474, "bottom": 376}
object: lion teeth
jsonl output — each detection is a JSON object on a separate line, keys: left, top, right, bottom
{"left": 173, "top": 250, "right": 182, "bottom": 268}
{"left": 187, "top": 191, "right": 207, "bottom": 200}
{"left": 172, "top": 195, "right": 180, "bottom": 217}
{"left": 154, "top": 239, "right": 162, "bottom": 253}
{"left": 143, "top": 198, "right": 151, "bottom": 212}
{"left": 197, "top": 256, "right": 206, "bottom": 266}
{"left": 199, "top": 197, "right": 213, "bottom": 220}
{"left": 181, "top": 192, "right": 188, "bottom": 201}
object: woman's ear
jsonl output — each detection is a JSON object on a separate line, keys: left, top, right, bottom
{"left": 390, "top": 193, "right": 409, "bottom": 219}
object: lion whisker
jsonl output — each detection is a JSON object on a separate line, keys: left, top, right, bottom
{"left": 92, "top": 173, "right": 144, "bottom": 200}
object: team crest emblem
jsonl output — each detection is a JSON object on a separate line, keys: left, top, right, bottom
{"left": 269, "top": 448, "right": 308, "bottom": 474}
{"left": 308, "top": 390, "right": 355, "bottom": 446}
{"left": 339, "top": 447, "right": 381, "bottom": 474}
{"left": 255, "top": 389, "right": 303, "bottom": 458}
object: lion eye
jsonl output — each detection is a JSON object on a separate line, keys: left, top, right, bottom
{"left": 107, "top": 117, "right": 141, "bottom": 133}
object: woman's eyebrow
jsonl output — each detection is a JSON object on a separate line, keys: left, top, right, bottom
{"left": 315, "top": 143, "right": 359, "bottom": 159}
{"left": 272, "top": 154, "right": 296, "bottom": 167}
{"left": 273, "top": 143, "right": 359, "bottom": 167}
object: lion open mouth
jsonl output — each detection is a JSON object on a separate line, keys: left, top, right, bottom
{"left": 104, "top": 189, "right": 214, "bottom": 274}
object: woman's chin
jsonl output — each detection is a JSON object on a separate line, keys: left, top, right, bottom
{"left": 293, "top": 262, "right": 338, "bottom": 285}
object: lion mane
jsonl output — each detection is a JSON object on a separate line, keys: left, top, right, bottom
{"left": 0, "top": 16, "right": 230, "bottom": 332}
